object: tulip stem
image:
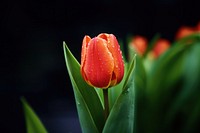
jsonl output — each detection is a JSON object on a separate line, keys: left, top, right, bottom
{"left": 103, "top": 89, "right": 109, "bottom": 121}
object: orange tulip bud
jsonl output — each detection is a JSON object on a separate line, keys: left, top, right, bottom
{"left": 130, "top": 36, "right": 147, "bottom": 56}
{"left": 81, "top": 33, "right": 124, "bottom": 89}
{"left": 152, "top": 39, "right": 170, "bottom": 58}
{"left": 175, "top": 26, "right": 196, "bottom": 40}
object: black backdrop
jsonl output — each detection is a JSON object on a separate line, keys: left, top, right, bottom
{"left": 0, "top": 0, "right": 199, "bottom": 132}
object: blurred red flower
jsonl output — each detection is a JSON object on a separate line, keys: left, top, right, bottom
{"left": 130, "top": 36, "right": 148, "bottom": 56}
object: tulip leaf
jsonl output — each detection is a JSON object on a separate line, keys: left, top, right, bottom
{"left": 179, "top": 42, "right": 200, "bottom": 132}
{"left": 165, "top": 42, "right": 200, "bottom": 132}
{"left": 137, "top": 43, "right": 189, "bottom": 132}
{"left": 95, "top": 88, "right": 104, "bottom": 106}
{"left": 153, "top": 36, "right": 198, "bottom": 91}
{"left": 108, "top": 63, "right": 128, "bottom": 110}
{"left": 103, "top": 55, "right": 136, "bottom": 133}
{"left": 147, "top": 43, "right": 188, "bottom": 98}
{"left": 123, "top": 55, "right": 136, "bottom": 90}
{"left": 132, "top": 56, "right": 147, "bottom": 133}
{"left": 63, "top": 42, "right": 104, "bottom": 133}
{"left": 143, "top": 34, "right": 200, "bottom": 132}
{"left": 21, "top": 97, "right": 48, "bottom": 133}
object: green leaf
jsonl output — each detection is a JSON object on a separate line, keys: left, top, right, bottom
{"left": 103, "top": 55, "right": 136, "bottom": 133}
{"left": 95, "top": 88, "right": 104, "bottom": 107}
{"left": 132, "top": 56, "right": 147, "bottom": 133}
{"left": 123, "top": 55, "right": 136, "bottom": 90}
{"left": 165, "top": 42, "right": 200, "bottom": 131}
{"left": 108, "top": 63, "right": 128, "bottom": 110}
{"left": 21, "top": 97, "right": 48, "bottom": 133}
{"left": 63, "top": 42, "right": 104, "bottom": 133}
{"left": 141, "top": 43, "right": 190, "bottom": 132}
{"left": 143, "top": 34, "right": 200, "bottom": 132}
{"left": 134, "top": 56, "right": 146, "bottom": 92}
{"left": 149, "top": 43, "right": 187, "bottom": 92}
{"left": 147, "top": 43, "right": 188, "bottom": 98}
{"left": 128, "top": 40, "right": 137, "bottom": 62}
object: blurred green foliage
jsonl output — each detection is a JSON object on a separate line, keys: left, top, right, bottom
{"left": 130, "top": 33, "right": 200, "bottom": 133}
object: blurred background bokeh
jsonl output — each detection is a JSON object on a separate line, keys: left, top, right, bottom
{"left": 0, "top": 0, "right": 199, "bottom": 132}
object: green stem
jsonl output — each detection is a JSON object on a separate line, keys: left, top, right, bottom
{"left": 103, "top": 89, "right": 109, "bottom": 121}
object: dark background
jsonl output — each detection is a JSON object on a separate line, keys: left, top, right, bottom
{"left": 0, "top": 0, "right": 199, "bottom": 132}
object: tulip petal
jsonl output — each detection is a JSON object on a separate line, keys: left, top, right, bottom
{"left": 153, "top": 39, "right": 170, "bottom": 58}
{"left": 83, "top": 37, "right": 114, "bottom": 88}
{"left": 98, "top": 33, "right": 124, "bottom": 85}
{"left": 81, "top": 35, "right": 91, "bottom": 66}
{"left": 81, "top": 35, "right": 91, "bottom": 82}
{"left": 131, "top": 36, "right": 147, "bottom": 56}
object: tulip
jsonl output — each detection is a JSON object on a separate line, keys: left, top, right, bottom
{"left": 151, "top": 39, "right": 170, "bottom": 58}
{"left": 81, "top": 33, "right": 124, "bottom": 89}
{"left": 175, "top": 26, "right": 196, "bottom": 40}
{"left": 176, "top": 22, "right": 200, "bottom": 40}
{"left": 130, "top": 36, "right": 147, "bottom": 56}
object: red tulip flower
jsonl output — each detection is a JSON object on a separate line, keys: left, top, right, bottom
{"left": 176, "top": 22, "right": 200, "bottom": 40}
{"left": 175, "top": 26, "right": 196, "bottom": 40}
{"left": 152, "top": 39, "right": 170, "bottom": 58}
{"left": 130, "top": 36, "right": 147, "bottom": 56}
{"left": 81, "top": 33, "right": 124, "bottom": 89}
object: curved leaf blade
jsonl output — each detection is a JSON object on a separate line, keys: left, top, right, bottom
{"left": 103, "top": 56, "right": 136, "bottom": 133}
{"left": 21, "top": 97, "right": 48, "bottom": 133}
{"left": 108, "top": 63, "right": 128, "bottom": 110}
{"left": 63, "top": 42, "right": 104, "bottom": 133}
